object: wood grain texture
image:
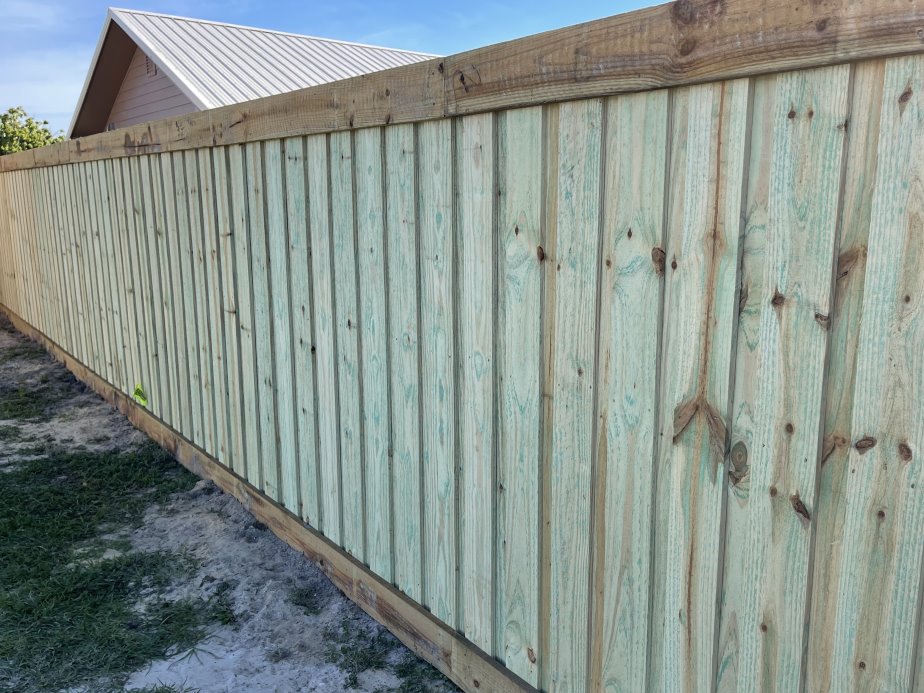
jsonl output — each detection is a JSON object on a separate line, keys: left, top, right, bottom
{"left": 246, "top": 142, "right": 280, "bottom": 500}
{"left": 804, "top": 59, "right": 885, "bottom": 693}
{"left": 589, "top": 89, "right": 669, "bottom": 693}
{"left": 212, "top": 146, "right": 247, "bottom": 478}
{"left": 330, "top": 130, "right": 365, "bottom": 558}
{"left": 649, "top": 78, "right": 750, "bottom": 693}
{"left": 495, "top": 105, "right": 543, "bottom": 687}
{"left": 157, "top": 154, "right": 189, "bottom": 436}
{"left": 457, "top": 112, "right": 496, "bottom": 654}
{"left": 184, "top": 150, "right": 217, "bottom": 454}
{"left": 172, "top": 152, "right": 206, "bottom": 458}
{"left": 0, "top": 302, "right": 534, "bottom": 693}
{"left": 199, "top": 149, "right": 232, "bottom": 469}
{"left": 5, "top": 0, "right": 924, "bottom": 172}
{"left": 229, "top": 144, "right": 262, "bottom": 488}
{"left": 386, "top": 123, "right": 423, "bottom": 601}
{"left": 306, "top": 133, "right": 343, "bottom": 545}
{"left": 547, "top": 97, "right": 604, "bottom": 691}
{"left": 354, "top": 126, "right": 392, "bottom": 580}
{"left": 829, "top": 53, "right": 924, "bottom": 693}
{"left": 265, "top": 139, "right": 299, "bottom": 512}
{"left": 282, "top": 136, "right": 321, "bottom": 526}
{"left": 417, "top": 118, "right": 458, "bottom": 628}
{"left": 718, "top": 63, "right": 850, "bottom": 693}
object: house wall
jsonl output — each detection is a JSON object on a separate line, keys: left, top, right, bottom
{"left": 105, "top": 47, "right": 196, "bottom": 130}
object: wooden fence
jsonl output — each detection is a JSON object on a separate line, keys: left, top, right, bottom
{"left": 1, "top": 1, "right": 923, "bottom": 690}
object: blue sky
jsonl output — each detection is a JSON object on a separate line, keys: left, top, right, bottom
{"left": 0, "top": 0, "right": 653, "bottom": 134}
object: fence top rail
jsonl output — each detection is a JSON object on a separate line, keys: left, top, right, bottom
{"left": 3, "top": 0, "right": 923, "bottom": 173}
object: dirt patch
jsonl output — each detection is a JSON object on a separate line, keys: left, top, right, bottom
{"left": 0, "top": 314, "right": 456, "bottom": 693}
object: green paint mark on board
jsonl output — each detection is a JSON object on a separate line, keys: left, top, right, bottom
{"left": 132, "top": 383, "right": 148, "bottom": 407}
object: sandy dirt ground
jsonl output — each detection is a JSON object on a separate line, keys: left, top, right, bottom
{"left": 0, "top": 315, "right": 457, "bottom": 693}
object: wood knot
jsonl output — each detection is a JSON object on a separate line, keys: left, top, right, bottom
{"left": 785, "top": 422, "right": 794, "bottom": 434}
{"left": 627, "top": 228, "right": 633, "bottom": 239}
{"left": 788, "top": 108, "right": 797, "bottom": 120}
{"left": 790, "top": 493, "right": 811, "bottom": 522}
{"left": 678, "top": 37, "right": 697, "bottom": 56}
{"left": 877, "top": 509, "right": 886, "bottom": 521}
{"left": 855, "top": 436, "right": 877, "bottom": 454}
{"left": 815, "top": 312, "right": 830, "bottom": 328}
{"left": 900, "top": 88, "right": 913, "bottom": 104}
{"left": 815, "top": 17, "right": 829, "bottom": 31}
{"left": 605, "top": 258, "right": 612, "bottom": 268}
{"left": 772, "top": 290, "right": 785, "bottom": 307}
{"left": 651, "top": 247, "right": 666, "bottom": 274}
{"left": 769, "top": 485, "right": 778, "bottom": 497}
{"left": 898, "top": 442, "right": 913, "bottom": 461}
{"left": 536, "top": 245, "right": 545, "bottom": 262}
{"left": 527, "top": 647, "right": 537, "bottom": 664}
{"left": 760, "top": 623, "right": 768, "bottom": 633}
{"left": 729, "top": 441, "right": 748, "bottom": 486}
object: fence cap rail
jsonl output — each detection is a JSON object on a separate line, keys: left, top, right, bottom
{"left": 3, "top": 0, "right": 924, "bottom": 173}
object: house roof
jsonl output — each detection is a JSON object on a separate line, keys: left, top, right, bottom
{"left": 68, "top": 8, "right": 438, "bottom": 138}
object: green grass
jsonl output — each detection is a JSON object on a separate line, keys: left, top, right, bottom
{"left": 325, "top": 617, "right": 396, "bottom": 688}
{"left": 0, "top": 341, "right": 47, "bottom": 365}
{"left": 0, "top": 424, "right": 22, "bottom": 442}
{"left": 290, "top": 584, "right": 324, "bottom": 616}
{"left": 0, "top": 370, "right": 76, "bottom": 420}
{"left": 0, "top": 441, "right": 233, "bottom": 692}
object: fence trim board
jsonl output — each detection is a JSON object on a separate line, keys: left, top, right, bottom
{"left": 0, "top": 302, "right": 535, "bottom": 693}
{"left": 3, "top": 0, "right": 924, "bottom": 173}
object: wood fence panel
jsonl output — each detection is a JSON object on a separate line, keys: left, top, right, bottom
{"left": 3, "top": 12, "right": 924, "bottom": 689}
{"left": 830, "top": 53, "right": 924, "bottom": 693}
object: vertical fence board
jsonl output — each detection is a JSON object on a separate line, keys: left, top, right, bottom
{"left": 589, "top": 89, "right": 669, "bottom": 693}
{"left": 649, "top": 78, "right": 750, "bottom": 693}
{"left": 307, "top": 133, "right": 343, "bottom": 545}
{"left": 199, "top": 149, "right": 232, "bottom": 467}
{"left": 150, "top": 156, "right": 180, "bottom": 430}
{"left": 495, "top": 105, "right": 544, "bottom": 686}
{"left": 547, "top": 98, "right": 604, "bottom": 691}
{"left": 386, "top": 123, "right": 424, "bottom": 600}
{"left": 185, "top": 150, "right": 217, "bottom": 451}
{"left": 283, "top": 137, "right": 320, "bottom": 523}
{"left": 830, "top": 53, "right": 924, "bottom": 693}
{"left": 160, "top": 154, "right": 192, "bottom": 440}
{"left": 418, "top": 119, "right": 458, "bottom": 628}
{"left": 246, "top": 142, "right": 280, "bottom": 500}
{"left": 230, "top": 144, "right": 262, "bottom": 487}
{"left": 805, "top": 58, "right": 886, "bottom": 693}
{"left": 355, "top": 127, "right": 392, "bottom": 580}
{"left": 173, "top": 153, "right": 205, "bottom": 449}
{"left": 266, "top": 139, "right": 299, "bottom": 512}
{"left": 719, "top": 63, "right": 850, "bottom": 693}
{"left": 457, "top": 112, "right": 496, "bottom": 654}
{"left": 330, "top": 131, "right": 365, "bottom": 558}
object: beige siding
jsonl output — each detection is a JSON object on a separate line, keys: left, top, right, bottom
{"left": 106, "top": 47, "right": 196, "bottom": 130}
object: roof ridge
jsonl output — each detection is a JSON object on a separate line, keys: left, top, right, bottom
{"left": 108, "top": 7, "right": 439, "bottom": 57}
